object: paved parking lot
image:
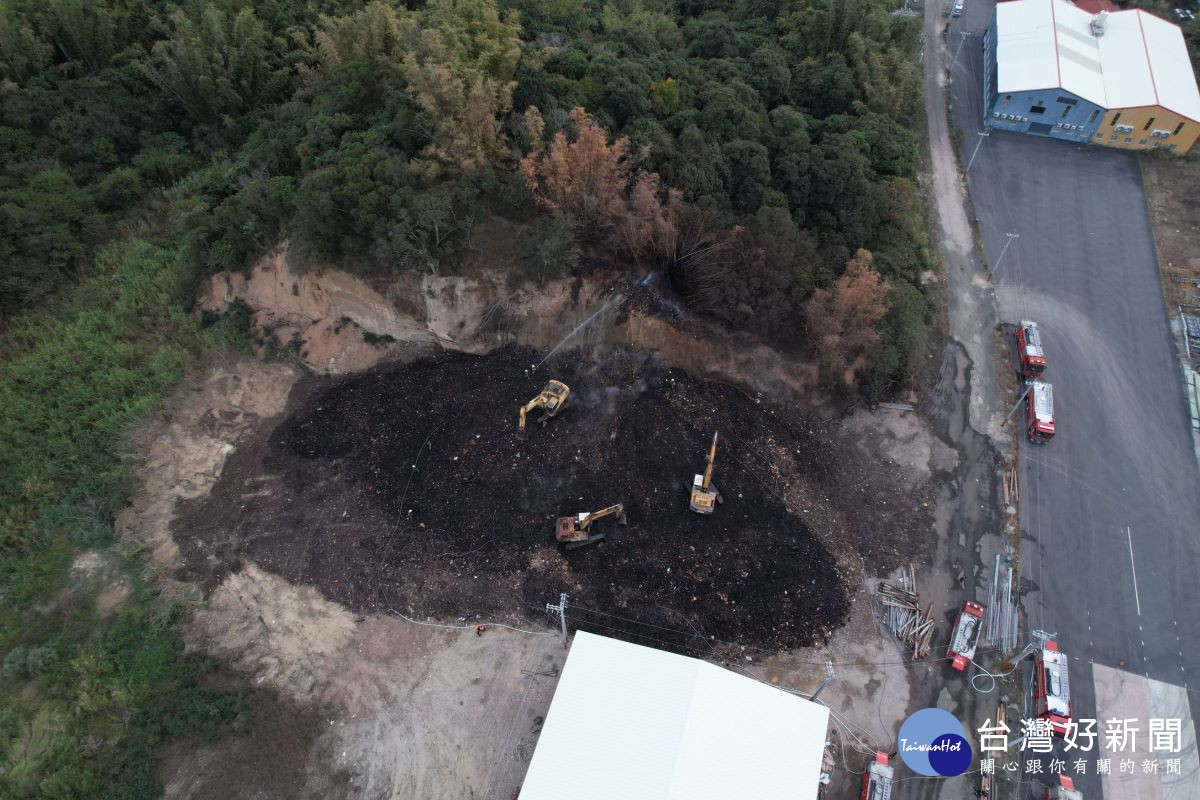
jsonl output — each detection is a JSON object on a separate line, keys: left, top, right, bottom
{"left": 946, "top": 1, "right": 1200, "bottom": 797}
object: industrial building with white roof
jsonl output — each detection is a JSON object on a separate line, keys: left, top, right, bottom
{"left": 518, "top": 631, "right": 832, "bottom": 800}
{"left": 982, "top": 0, "right": 1200, "bottom": 154}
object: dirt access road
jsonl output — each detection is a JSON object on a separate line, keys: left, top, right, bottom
{"left": 861, "top": 1, "right": 1027, "bottom": 799}
{"left": 931, "top": 1, "right": 1200, "bottom": 799}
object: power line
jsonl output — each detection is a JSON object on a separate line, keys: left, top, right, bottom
{"left": 388, "top": 608, "right": 556, "bottom": 637}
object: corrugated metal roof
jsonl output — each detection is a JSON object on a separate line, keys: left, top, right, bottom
{"left": 996, "top": 0, "right": 1062, "bottom": 98}
{"left": 1100, "top": 10, "right": 1157, "bottom": 110}
{"left": 995, "top": 0, "right": 1200, "bottom": 123}
{"left": 1140, "top": 11, "right": 1200, "bottom": 124}
{"left": 519, "top": 631, "right": 830, "bottom": 800}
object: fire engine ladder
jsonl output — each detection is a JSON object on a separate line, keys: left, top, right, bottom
{"left": 951, "top": 613, "right": 980, "bottom": 655}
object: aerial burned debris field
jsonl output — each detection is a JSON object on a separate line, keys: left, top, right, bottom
{"left": 174, "top": 347, "right": 929, "bottom": 652}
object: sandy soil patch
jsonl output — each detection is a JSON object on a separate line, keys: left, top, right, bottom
{"left": 1142, "top": 157, "right": 1200, "bottom": 309}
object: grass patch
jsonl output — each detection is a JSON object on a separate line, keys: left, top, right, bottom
{"left": 0, "top": 239, "right": 242, "bottom": 798}
{"left": 199, "top": 299, "right": 254, "bottom": 356}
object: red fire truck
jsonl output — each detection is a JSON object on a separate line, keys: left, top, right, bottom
{"left": 1017, "top": 320, "right": 1047, "bottom": 377}
{"left": 1026, "top": 380, "right": 1055, "bottom": 442}
{"left": 1046, "top": 775, "right": 1083, "bottom": 800}
{"left": 1033, "top": 640, "right": 1072, "bottom": 736}
{"left": 859, "top": 751, "right": 893, "bottom": 800}
{"left": 947, "top": 600, "right": 986, "bottom": 670}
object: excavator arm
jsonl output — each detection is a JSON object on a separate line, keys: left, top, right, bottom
{"left": 579, "top": 503, "right": 625, "bottom": 528}
{"left": 701, "top": 432, "right": 718, "bottom": 489}
{"left": 517, "top": 399, "right": 538, "bottom": 431}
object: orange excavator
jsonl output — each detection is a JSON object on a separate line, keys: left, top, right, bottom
{"left": 688, "top": 432, "right": 722, "bottom": 514}
{"left": 518, "top": 380, "right": 570, "bottom": 431}
{"left": 556, "top": 504, "right": 626, "bottom": 549}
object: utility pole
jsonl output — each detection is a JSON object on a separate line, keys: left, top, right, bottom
{"left": 966, "top": 130, "right": 989, "bottom": 173}
{"left": 951, "top": 31, "right": 970, "bottom": 68}
{"left": 547, "top": 593, "right": 569, "bottom": 648}
{"left": 988, "top": 232, "right": 1019, "bottom": 282}
{"left": 811, "top": 660, "right": 836, "bottom": 702}
{"left": 1030, "top": 630, "right": 1056, "bottom": 645}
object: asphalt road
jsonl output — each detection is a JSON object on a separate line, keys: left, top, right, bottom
{"left": 943, "top": 1, "right": 1200, "bottom": 796}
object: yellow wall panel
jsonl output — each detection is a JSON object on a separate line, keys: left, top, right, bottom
{"left": 1091, "top": 106, "right": 1199, "bottom": 155}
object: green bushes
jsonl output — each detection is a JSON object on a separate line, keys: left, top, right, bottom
{"left": 0, "top": 240, "right": 240, "bottom": 799}
{"left": 0, "top": 242, "right": 193, "bottom": 516}
{"left": 519, "top": 211, "right": 578, "bottom": 283}
{"left": 860, "top": 278, "right": 935, "bottom": 402}
{"left": 0, "top": 586, "right": 242, "bottom": 800}
{"left": 0, "top": 169, "right": 106, "bottom": 312}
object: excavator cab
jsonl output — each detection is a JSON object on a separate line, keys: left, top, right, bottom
{"left": 556, "top": 503, "right": 626, "bottom": 550}
{"left": 519, "top": 380, "right": 570, "bottom": 431}
{"left": 688, "top": 432, "right": 722, "bottom": 514}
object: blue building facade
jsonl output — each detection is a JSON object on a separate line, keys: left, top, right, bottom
{"left": 982, "top": 10, "right": 1105, "bottom": 143}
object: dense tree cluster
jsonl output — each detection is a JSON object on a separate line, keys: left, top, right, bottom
{"left": 1, "top": 0, "right": 932, "bottom": 389}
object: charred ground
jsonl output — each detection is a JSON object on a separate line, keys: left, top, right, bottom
{"left": 174, "top": 347, "right": 930, "bottom": 653}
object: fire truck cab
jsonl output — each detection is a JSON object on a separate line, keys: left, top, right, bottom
{"left": 1033, "top": 641, "right": 1072, "bottom": 736}
{"left": 947, "top": 600, "right": 986, "bottom": 670}
{"left": 1026, "top": 380, "right": 1055, "bottom": 442}
{"left": 859, "top": 751, "right": 893, "bottom": 800}
{"left": 1046, "top": 775, "right": 1083, "bottom": 799}
{"left": 1017, "top": 320, "right": 1047, "bottom": 377}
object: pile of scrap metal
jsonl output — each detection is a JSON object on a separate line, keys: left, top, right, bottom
{"left": 879, "top": 566, "right": 935, "bottom": 659}
{"left": 986, "top": 551, "right": 1019, "bottom": 653}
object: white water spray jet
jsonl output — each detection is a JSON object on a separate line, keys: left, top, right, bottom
{"left": 535, "top": 293, "right": 624, "bottom": 370}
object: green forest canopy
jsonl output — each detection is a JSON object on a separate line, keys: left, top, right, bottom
{"left": 1, "top": 0, "right": 933, "bottom": 394}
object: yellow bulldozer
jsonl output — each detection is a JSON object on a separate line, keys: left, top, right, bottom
{"left": 688, "top": 432, "right": 722, "bottom": 514}
{"left": 556, "top": 503, "right": 626, "bottom": 549}
{"left": 518, "top": 380, "right": 570, "bottom": 431}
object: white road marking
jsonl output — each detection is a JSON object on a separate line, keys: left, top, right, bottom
{"left": 1127, "top": 525, "right": 1142, "bottom": 615}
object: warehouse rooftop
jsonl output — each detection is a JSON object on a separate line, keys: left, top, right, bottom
{"left": 519, "top": 631, "right": 831, "bottom": 800}
{"left": 995, "top": 0, "right": 1200, "bottom": 123}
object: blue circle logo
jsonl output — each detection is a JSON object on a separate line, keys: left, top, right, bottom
{"left": 897, "top": 708, "right": 973, "bottom": 777}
